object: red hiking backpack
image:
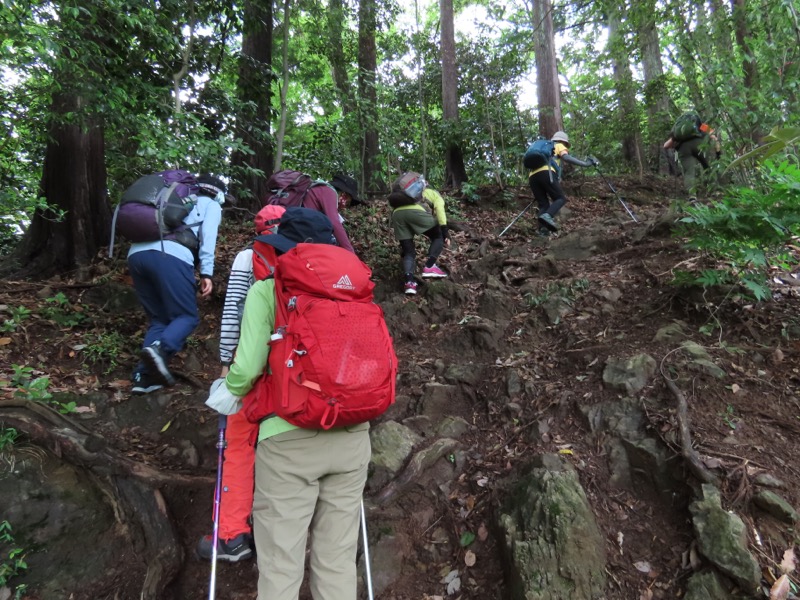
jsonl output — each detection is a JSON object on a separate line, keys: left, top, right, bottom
{"left": 252, "top": 204, "right": 286, "bottom": 280}
{"left": 265, "top": 170, "right": 326, "bottom": 209}
{"left": 242, "top": 243, "right": 397, "bottom": 429}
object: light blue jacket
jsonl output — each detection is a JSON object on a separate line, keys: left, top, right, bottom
{"left": 127, "top": 194, "right": 222, "bottom": 276}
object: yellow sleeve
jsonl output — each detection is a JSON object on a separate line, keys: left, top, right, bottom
{"left": 422, "top": 188, "right": 447, "bottom": 226}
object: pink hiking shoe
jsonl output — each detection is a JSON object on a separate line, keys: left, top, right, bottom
{"left": 421, "top": 264, "right": 447, "bottom": 278}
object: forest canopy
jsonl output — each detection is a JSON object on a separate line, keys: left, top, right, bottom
{"left": 1, "top": 0, "right": 799, "bottom": 273}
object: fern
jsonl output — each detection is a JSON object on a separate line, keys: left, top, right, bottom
{"left": 675, "top": 159, "right": 800, "bottom": 301}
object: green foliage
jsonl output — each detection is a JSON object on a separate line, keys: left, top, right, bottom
{"left": 1, "top": 306, "right": 32, "bottom": 333}
{"left": 727, "top": 127, "right": 800, "bottom": 170}
{"left": 0, "top": 426, "right": 20, "bottom": 454}
{"left": 40, "top": 293, "right": 87, "bottom": 328}
{"left": 0, "top": 521, "right": 28, "bottom": 588}
{"left": 5, "top": 365, "right": 73, "bottom": 414}
{"left": 81, "top": 331, "right": 129, "bottom": 374}
{"left": 675, "top": 160, "right": 800, "bottom": 301}
{"left": 525, "top": 279, "right": 590, "bottom": 308}
{"left": 459, "top": 531, "right": 476, "bottom": 547}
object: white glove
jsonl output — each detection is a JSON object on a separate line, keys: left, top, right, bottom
{"left": 205, "top": 377, "right": 243, "bottom": 415}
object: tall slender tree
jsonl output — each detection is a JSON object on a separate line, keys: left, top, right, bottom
{"left": 440, "top": 0, "right": 468, "bottom": 188}
{"left": 358, "top": 0, "right": 381, "bottom": 192}
{"left": 530, "top": 0, "right": 562, "bottom": 136}
{"left": 231, "top": 0, "right": 274, "bottom": 210}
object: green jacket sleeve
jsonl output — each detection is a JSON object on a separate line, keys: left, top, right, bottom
{"left": 225, "top": 278, "right": 276, "bottom": 397}
{"left": 422, "top": 188, "right": 447, "bottom": 226}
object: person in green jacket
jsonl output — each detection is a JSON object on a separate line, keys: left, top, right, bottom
{"left": 205, "top": 207, "right": 371, "bottom": 600}
{"left": 388, "top": 172, "right": 450, "bottom": 295}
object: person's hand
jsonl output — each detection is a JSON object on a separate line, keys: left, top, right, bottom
{"left": 199, "top": 276, "right": 213, "bottom": 298}
{"left": 206, "top": 378, "right": 242, "bottom": 415}
{"left": 588, "top": 156, "right": 600, "bottom": 167}
{"left": 440, "top": 225, "right": 450, "bottom": 247}
{"left": 663, "top": 138, "right": 675, "bottom": 150}
{"left": 219, "top": 365, "right": 230, "bottom": 378}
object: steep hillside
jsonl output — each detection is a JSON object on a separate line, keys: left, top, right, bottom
{"left": 1, "top": 174, "right": 798, "bottom": 599}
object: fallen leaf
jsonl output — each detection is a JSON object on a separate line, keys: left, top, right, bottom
{"left": 72, "top": 405, "right": 94, "bottom": 414}
{"left": 160, "top": 420, "right": 172, "bottom": 433}
{"left": 634, "top": 561, "right": 651, "bottom": 573}
{"left": 464, "top": 550, "right": 476, "bottom": 567}
{"left": 770, "top": 574, "right": 790, "bottom": 600}
{"left": 639, "top": 589, "right": 653, "bottom": 600}
{"left": 477, "top": 523, "right": 488, "bottom": 542}
{"left": 0, "top": 338, "right": 12, "bottom": 346}
{"left": 731, "top": 383, "right": 741, "bottom": 394}
{"left": 780, "top": 548, "right": 796, "bottom": 574}
{"left": 558, "top": 449, "right": 574, "bottom": 455}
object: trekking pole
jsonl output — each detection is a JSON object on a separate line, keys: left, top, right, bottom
{"left": 499, "top": 202, "right": 533, "bottom": 237}
{"left": 593, "top": 165, "right": 638, "bottom": 223}
{"left": 360, "top": 499, "right": 374, "bottom": 600}
{"left": 209, "top": 415, "right": 228, "bottom": 600}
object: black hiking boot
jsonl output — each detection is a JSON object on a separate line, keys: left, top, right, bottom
{"left": 131, "top": 372, "right": 163, "bottom": 395}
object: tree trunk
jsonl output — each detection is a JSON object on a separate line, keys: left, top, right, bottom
{"left": 358, "top": 0, "right": 382, "bottom": 193}
{"left": 533, "top": 0, "right": 562, "bottom": 136}
{"left": 329, "top": 0, "right": 355, "bottom": 117}
{"left": 440, "top": 0, "right": 468, "bottom": 188}
{"left": 636, "top": 0, "right": 672, "bottom": 173}
{"left": 607, "top": 5, "right": 645, "bottom": 175}
{"left": 731, "top": 0, "right": 760, "bottom": 142}
{"left": 275, "top": 0, "right": 291, "bottom": 172}
{"left": 13, "top": 91, "right": 110, "bottom": 279}
{"left": 231, "top": 0, "right": 274, "bottom": 212}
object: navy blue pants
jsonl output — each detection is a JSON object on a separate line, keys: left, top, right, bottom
{"left": 128, "top": 250, "right": 199, "bottom": 373}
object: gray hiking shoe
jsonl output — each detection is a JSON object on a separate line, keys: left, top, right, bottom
{"left": 196, "top": 533, "right": 254, "bottom": 562}
{"left": 538, "top": 213, "right": 559, "bottom": 232}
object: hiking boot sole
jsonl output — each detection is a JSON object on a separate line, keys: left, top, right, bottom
{"left": 196, "top": 547, "right": 254, "bottom": 563}
{"left": 141, "top": 347, "right": 176, "bottom": 386}
{"left": 131, "top": 383, "right": 163, "bottom": 395}
{"left": 537, "top": 215, "right": 559, "bottom": 232}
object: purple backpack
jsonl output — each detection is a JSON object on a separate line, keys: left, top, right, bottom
{"left": 264, "top": 170, "right": 326, "bottom": 208}
{"left": 109, "top": 170, "right": 200, "bottom": 256}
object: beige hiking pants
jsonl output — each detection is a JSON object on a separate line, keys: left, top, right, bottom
{"left": 253, "top": 423, "right": 371, "bottom": 600}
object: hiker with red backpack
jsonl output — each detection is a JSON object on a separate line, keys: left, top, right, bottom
{"left": 388, "top": 172, "right": 450, "bottom": 295}
{"left": 525, "top": 131, "right": 598, "bottom": 238}
{"left": 204, "top": 207, "right": 396, "bottom": 599}
{"left": 127, "top": 173, "right": 225, "bottom": 394}
{"left": 663, "top": 112, "right": 721, "bottom": 202}
{"left": 196, "top": 204, "right": 286, "bottom": 563}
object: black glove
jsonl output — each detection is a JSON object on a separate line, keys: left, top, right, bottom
{"left": 440, "top": 225, "right": 449, "bottom": 241}
{"left": 589, "top": 156, "right": 600, "bottom": 167}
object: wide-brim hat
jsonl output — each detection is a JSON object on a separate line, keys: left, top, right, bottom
{"left": 255, "top": 207, "right": 334, "bottom": 254}
{"left": 331, "top": 174, "right": 363, "bottom": 206}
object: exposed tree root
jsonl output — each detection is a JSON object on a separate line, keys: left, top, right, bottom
{"left": 661, "top": 375, "right": 719, "bottom": 486}
{"left": 0, "top": 399, "right": 212, "bottom": 599}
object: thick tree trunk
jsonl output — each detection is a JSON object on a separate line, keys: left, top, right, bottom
{"left": 533, "top": 0, "right": 562, "bottom": 136}
{"left": 274, "top": 0, "right": 291, "bottom": 172}
{"left": 637, "top": 0, "right": 672, "bottom": 173}
{"left": 358, "top": 0, "right": 382, "bottom": 193}
{"left": 13, "top": 92, "right": 110, "bottom": 279}
{"left": 440, "top": 0, "right": 468, "bottom": 188}
{"left": 231, "top": 0, "right": 274, "bottom": 211}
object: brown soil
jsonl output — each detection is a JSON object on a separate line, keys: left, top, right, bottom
{"left": 1, "top": 173, "right": 798, "bottom": 599}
